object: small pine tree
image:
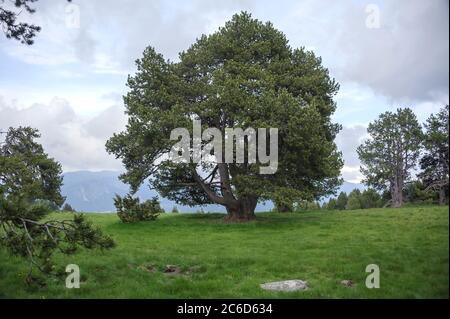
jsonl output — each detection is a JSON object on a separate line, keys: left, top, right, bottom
{"left": 336, "top": 192, "right": 348, "bottom": 210}
{"left": 345, "top": 189, "right": 362, "bottom": 210}
{"left": 360, "top": 188, "right": 382, "bottom": 209}
{"left": 114, "top": 195, "right": 162, "bottom": 223}
{"left": 172, "top": 206, "right": 179, "bottom": 213}
{"left": 62, "top": 203, "right": 76, "bottom": 212}
{"left": 0, "top": 127, "right": 114, "bottom": 284}
{"left": 325, "top": 198, "right": 338, "bottom": 210}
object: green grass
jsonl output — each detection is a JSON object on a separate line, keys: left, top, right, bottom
{"left": 0, "top": 206, "right": 448, "bottom": 298}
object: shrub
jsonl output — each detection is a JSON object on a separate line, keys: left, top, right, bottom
{"left": 171, "top": 206, "right": 179, "bottom": 213}
{"left": 114, "top": 194, "right": 163, "bottom": 223}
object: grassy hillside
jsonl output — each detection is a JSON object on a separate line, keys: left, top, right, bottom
{"left": 0, "top": 206, "right": 448, "bottom": 298}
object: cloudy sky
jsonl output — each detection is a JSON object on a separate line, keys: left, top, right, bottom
{"left": 0, "top": 0, "right": 448, "bottom": 183}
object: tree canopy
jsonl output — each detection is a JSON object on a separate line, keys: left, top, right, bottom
{"left": 0, "top": 127, "right": 114, "bottom": 285}
{"left": 357, "top": 108, "right": 422, "bottom": 207}
{"left": 0, "top": 126, "right": 64, "bottom": 206}
{"left": 106, "top": 12, "right": 343, "bottom": 220}
{"left": 419, "top": 105, "right": 449, "bottom": 205}
{"left": 336, "top": 191, "right": 348, "bottom": 210}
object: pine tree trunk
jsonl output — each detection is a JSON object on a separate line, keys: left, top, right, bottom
{"left": 224, "top": 198, "right": 257, "bottom": 221}
{"left": 439, "top": 187, "right": 446, "bottom": 206}
{"left": 394, "top": 184, "right": 403, "bottom": 207}
{"left": 391, "top": 177, "right": 403, "bottom": 208}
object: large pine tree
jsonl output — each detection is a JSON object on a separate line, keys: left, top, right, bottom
{"left": 106, "top": 12, "right": 343, "bottom": 221}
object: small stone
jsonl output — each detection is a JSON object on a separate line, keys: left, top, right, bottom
{"left": 340, "top": 280, "right": 354, "bottom": 287}
{"left": 260, "top": 280, "right": 308, "bottom": 292}
{"left": 164, "top": 265, "right": 182, "bottom": 274}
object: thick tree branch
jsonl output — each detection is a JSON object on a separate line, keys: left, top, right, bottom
{"left": 193, "top": 169, "right": 227, "bottom": 205}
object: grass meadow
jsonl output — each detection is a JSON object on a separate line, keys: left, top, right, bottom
{"left": 0, "top": 206, "right": 448, "bottom": 298}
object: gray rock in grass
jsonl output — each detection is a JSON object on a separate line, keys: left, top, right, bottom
{"left": 260, "top": 280, "right": 308, "bottom": 292}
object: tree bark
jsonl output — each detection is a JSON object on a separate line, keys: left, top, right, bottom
{"left": 194, "top": 165, "right": 258, "bottom": 221}
{"left": 391, "top": 177, "right": 403, "bottom": 208}
{"left": 439, "top": 187, "right": 446, "bottom": 206}
{"left": 224, "top": 197, "right": 257, "bottom": 222}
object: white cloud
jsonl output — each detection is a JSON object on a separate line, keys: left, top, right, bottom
{"left": 336, "top": 125, "right": 368, "bottom": 167}
{"left": 277, "top": 0, "right": 449, "bottom": 103}
{"left": 335, "top": 0, "right": 449, "bottom": 101}
{"left": 1, "top": 0, "right": 257, "bottom": 73}
{"left": 341, "top": 165, "right": 364, "bottom": 184}
{"left": 1, "top": 0, "right": 448, "bottom": 180}
{"left": 0, "top": 96, "right": 126, "bottom": 172}
{"left": 0, "top": 86, "right": 126, "bottom": 117}
{"left": 2, "top": 0, "right": 447, "bottom": 101}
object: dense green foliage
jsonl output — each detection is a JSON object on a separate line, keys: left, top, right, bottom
{"left": 0, "top": 206, "right": 447, "bottom": 298}
{"left": 345, "top": 189, "right": 362, "bottom": 210}
{"left": 324, "top": 198, "right": 337, "bottom": 210}
{"left": 323, "top": 183, "right": 446, "bottom": 211}
{"left": 404, "top": 181, "right": 436, "bottom": 204}
{"left": 106, "top": 12, "right": 343, "bottom": 220}
{"left": 324, "top": 188, "right": 383, "bottom": 211}
{"left": 360, "top": 188, "right": 382, "bottom": 209}
{"left": 273, "top": 198, "right": 294, "bottom": 213}
{"left": 0, "top": 127, "right": 64, "bottom": 206}
{"left": 336, "top": 192, "right": 348, "bottom": 210}
{"left": 114, "top": 195, "right": 163, "bottom": 223}
{"left": 357, "top": 108, "right": 423, "bottom": 207}
{"left": 0, "top": 127, "right": 114, "bottom": 284}
{"left": 354, "top": 105, "right": 448, "bottom": 208}
{"left": 419, "top": 105, "right": 449, "bottom": 205}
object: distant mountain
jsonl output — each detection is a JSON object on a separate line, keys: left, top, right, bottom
{"left": 336, "top": 181, "right": 366, "bottom": 195}
{"left": 61, "top": 171, "right": 364, "bottom": 212}
{"left": 61, "top": 170, "right": 272, "bottom": 212}
{"left": 62, "top": 171, "right": 129, "bottom": 212}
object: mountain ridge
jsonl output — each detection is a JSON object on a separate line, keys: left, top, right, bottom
{"left": 61, "top": 170, "right": 364, "bottom": 212}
